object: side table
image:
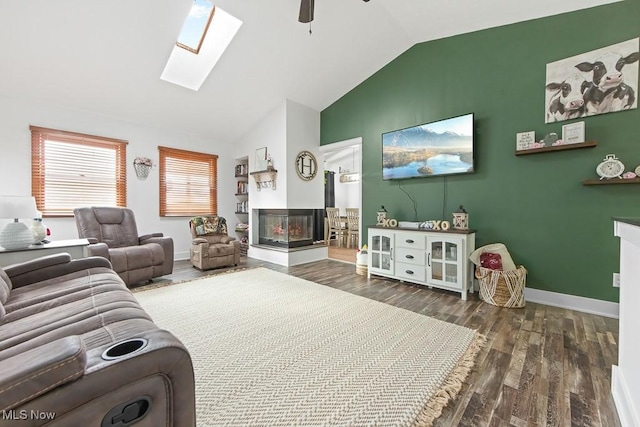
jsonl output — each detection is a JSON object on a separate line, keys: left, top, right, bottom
{"left": 0, "top": 239, "right": 90, "bottom": 267}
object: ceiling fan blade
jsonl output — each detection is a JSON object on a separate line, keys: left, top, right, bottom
{"left": 298, "top": 0, "right": 314, "bottom": 23}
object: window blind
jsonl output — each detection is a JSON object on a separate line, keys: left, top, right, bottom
{"left": 30, "top": 126, "right": 127, "bottom": 217}
{"left": 158, "top": 146, "right": 218, "bottom": 217}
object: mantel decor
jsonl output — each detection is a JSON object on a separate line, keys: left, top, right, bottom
{"left": 133, "top": 157, "right": 153, "bottom": 180}
{"left": 250, "top": 169, "right": 278, "bottom": 191}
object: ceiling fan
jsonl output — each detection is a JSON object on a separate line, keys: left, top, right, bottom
{"left": 298, "top": 0, "right": 314, "bottom": 24}
{"left": 298, "top": 0, "right": 370, "bottom": 24}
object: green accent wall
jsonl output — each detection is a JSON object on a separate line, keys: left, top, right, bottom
{"left": 320, "top": 1, "right": 640, "bottom": 302}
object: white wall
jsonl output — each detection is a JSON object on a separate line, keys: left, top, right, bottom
{"left": 234, "top": 99, "right": 322, "bottom": 247}
{"left": 0, "top": 95, "right": 236, "bottom": 260}
{"left": 235, "top": 102, "right": 287, "bottom": 212}
{"left": 234, "top": 101, "right": 286, "bottom": 246}
{"left": 285, "top": 99, "right": 323, "bottom": 210}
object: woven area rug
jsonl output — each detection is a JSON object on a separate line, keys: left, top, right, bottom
{"left": 134, "top": 268, "right": 484, "bottom": 426}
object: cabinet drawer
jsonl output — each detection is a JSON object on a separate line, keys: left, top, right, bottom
{"left": 396, "top": 262, "right": 426, "bottom": 282}
{"left": 395, "top": 247, "right": 425, "bottom": 266}
{"left": 395, "top": 233, "right": 426, "bottom": 249}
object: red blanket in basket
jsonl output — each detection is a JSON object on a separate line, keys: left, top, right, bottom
{"left": 480, "top": 252, "right": 503, "bottom": 270}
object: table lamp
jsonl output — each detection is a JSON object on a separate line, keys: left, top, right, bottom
{"left": 0, "top": 195, "right": 38, "bottom": 250}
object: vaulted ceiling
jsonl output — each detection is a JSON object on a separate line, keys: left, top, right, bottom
{"left": 0, "top": 0, "right": 619, "bottom": 142}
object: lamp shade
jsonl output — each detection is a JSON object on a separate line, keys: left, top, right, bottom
{"left": 0, "top": 195, "right": 38, "bottom": 220}
{"left": 0, "top": 196, "right": 38, "bottom": 250}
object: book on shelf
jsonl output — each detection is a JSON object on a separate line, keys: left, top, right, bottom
{"left": 235, "top": 164, "right": 248, "bottom": 176}
{"left": 236, "top": 201, "right": 248, "bottom": 213}
{"left": 236, "top": 181, "right": 247, "bottom": 194}
{"left": 235, "top": 222, "right": 249, "bottom": 231}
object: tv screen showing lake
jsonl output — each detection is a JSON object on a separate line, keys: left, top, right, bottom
{"left": 383, "top": 154, "right": 473, "bottom": 179}
{"left": 382, "top": 113, "right": 474, "bottom": 180}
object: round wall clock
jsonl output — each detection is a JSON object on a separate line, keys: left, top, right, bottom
{"left": 295, "top": 151, "right": 318, "bottom": 181}
{"left": 596, "top": 154, "right": 625, "bottom": 180}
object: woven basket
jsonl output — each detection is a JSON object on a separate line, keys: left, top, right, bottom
{"left": 475, "top": 265, "right": 527, "bottom": 308}
{"left": 355, "top": 264, "right": 368, "bottom": 276}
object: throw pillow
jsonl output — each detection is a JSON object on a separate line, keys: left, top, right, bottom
{"left": 190, "top": 216, "right": 228, "bottom": 236}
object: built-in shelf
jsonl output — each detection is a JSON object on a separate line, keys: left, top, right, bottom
{"left": 235, "top": 158, "right": 249, "bottom": 220}
{"left": 515, "top": 141, "right": 597, "bottom": 156}
{"left": 250, "top": 169, "right": 278, "bottom": 191}
{"left": 583, "top": 178, "right": 640, "bottom": 186}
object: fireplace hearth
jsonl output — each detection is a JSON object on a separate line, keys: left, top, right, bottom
{"left": 258, "top": 209, "right": 314, "bottom": 249}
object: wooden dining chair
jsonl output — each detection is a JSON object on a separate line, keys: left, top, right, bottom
{"left": 345, "top": 208, "right": 359, "bottom": 248}
{"left": 326, "top": 207, "right": 347, "bottom": 247}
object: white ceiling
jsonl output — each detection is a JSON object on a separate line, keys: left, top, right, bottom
{"left": 0, "top": 0, "right": 619, "bottom": 143}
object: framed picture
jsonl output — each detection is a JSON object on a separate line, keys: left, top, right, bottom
{"left": 516, "top": 131, "right": 535, "bottom": 151}
{"left": 545, "top": 37, "right": 639, "bottom": 123}
{"left": 255, "top": 147, "right": 267, "bottom": 171}
{"left": 562, "top": 122, "right": 585, "bottom": 145}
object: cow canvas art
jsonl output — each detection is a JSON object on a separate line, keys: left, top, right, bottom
{"left": 545, "top": 38, "right": 639, "bottom": 123}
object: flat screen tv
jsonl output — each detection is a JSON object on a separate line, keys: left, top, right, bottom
{"left": 382, "top": 113, "right": 474, "bottom": 180}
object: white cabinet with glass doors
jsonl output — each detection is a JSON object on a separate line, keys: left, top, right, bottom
{"left": 368, "top": 229, "right": 395, "bottom": 276}
{"left": 368, "top": 227, "right": 475, "bottom": 300}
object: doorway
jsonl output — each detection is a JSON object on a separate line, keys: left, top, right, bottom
{"left": 319, "top": 138, "right": 362, "bottom": 264}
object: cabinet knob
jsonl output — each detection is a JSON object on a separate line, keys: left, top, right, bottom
{"left": 406, "top": 239, "right": 414, "bottom": 244}
{"left": 405, "top": 255, "right": 414, "bottom": 259}
{"left": 406, "top": 270, "right": 414, "bottom": 275}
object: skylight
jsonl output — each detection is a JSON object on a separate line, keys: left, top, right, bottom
{"left": 176, "top": 0, "right": 215, "bottom": 54}
{"left": 161, "top": 3, "right": 242, "bottom": 91}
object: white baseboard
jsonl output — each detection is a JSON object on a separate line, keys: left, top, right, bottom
{"left": 175, "top": 251, "right": 189, "bottom": 261}
{"left": 524, "top": 287, "right": 619, "bottom": 319}
{"left": 612, "top": 365, "right": 640, "bottom": 427}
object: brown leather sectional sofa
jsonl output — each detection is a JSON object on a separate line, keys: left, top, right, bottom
{"left": 0, "top": 253, "right": 195, "bottom": 426}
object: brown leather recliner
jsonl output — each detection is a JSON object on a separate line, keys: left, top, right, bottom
{"left": 74, "top": 207, "right": 174, "bottom": 286}
{"left": 189, "top": 216, "right": 240, "bottom": 270}
{"left": 0, "top": 253, "right": 195, "bottom": 426}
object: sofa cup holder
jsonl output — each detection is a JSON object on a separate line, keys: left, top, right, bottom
{"left": 102, "top": 338, "right": 148, "bottom": 361}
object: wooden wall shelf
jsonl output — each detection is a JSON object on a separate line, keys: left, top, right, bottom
{"left": 250, "top": 169, "right": 278, "bottom": 191}
{"left": 583, "top": 178, "right": 640, "bottom": 186}
{"left": 515, "top": 141, "right": 597, "bottom": 156}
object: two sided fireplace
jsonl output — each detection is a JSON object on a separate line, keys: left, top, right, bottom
{"left": 258, "top": 209, "right": 314, "bottom": 249}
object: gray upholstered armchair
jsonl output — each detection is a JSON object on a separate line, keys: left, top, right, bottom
{"left": 73, "top": 207, "right": 174, "bottom": 286}
{"left": 189, "top": 216, "right": 240, "bottom": 270}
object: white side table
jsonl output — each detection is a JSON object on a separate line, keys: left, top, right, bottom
{"left": 0, "top": 239, "right": 90, "bottom": 267}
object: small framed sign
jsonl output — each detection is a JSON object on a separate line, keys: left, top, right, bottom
{"left": 516, "top": 131, "right": 535, "bottom": 150}
{"left": 255, "top": 147, "right": 267, "bottom": 171}
{"left": 562, "top": 121, "right": 585, "bottom": 145}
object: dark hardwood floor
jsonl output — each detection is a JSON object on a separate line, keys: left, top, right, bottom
{"left": 138, "top": 257, "right": 621, "bottom": 427}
